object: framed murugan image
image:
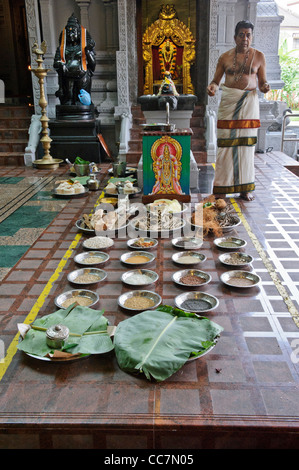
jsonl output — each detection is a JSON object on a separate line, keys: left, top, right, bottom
{"left": 142, "top": 134, "right": 191, "bottom": 196}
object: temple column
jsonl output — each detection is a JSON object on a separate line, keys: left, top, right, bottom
{"left": 75, "top": 0, "right": 91, "bottom": 31}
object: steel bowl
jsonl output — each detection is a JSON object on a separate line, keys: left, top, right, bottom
{"left": 82, "top": 236, "right": 114, "bottom": 251}
{"left": 54, "top": 289, "right": 99, "bottom": 309}
{"left": 120, "top": 251, "right": 156, "bottom": 266}
{"left": 219, "top": 215, "right": 241, "bottom": 233}
{"left": 172, "top": 269, "right": 211, "bottom": 287}
{"left": 74, "top": 163, "right": 90, "bottom": 176}
{"left": 172, "top": 236, "right": 203, "bottom": 250}
{"left": 218, "top": 252, "right": 253, "bottom": 267}
{"left": 74, "top": 251, "right": 110, "bottom": 266}
{"left": 220, "top": 270, "right": 261, "bottom": 288}
{"left": 121, "top": 269, "right": 159, "bottom": 287}
{"left": 172, "top": 251, "right": 206, "bottom": 265}
{"left": 174, "top": 291, "right": 219, "bottom": 313}
{"left": 214, "top": 236, "right": 247, "bottom": 250}
{"left": 75, "top": 219, "right": 95, "bottom": 234}
{"left": 118, "top": 290, "right": 162, "bottom": 312}
{"left": 127, "top": 237, "right": 158, "bottom": 250}
{"left": 67, "top": 267, "right": 107, "bottom": 286}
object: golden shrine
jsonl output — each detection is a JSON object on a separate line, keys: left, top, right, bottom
{"left": 142, "top": 4, "right": 195, "bottom": 95}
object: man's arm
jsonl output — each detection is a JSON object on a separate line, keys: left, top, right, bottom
{"left": 257, "top": 52, "right": 270, "bottom": 94}
{"left": 207, "top": 53, "right": 226, "bottom": 96}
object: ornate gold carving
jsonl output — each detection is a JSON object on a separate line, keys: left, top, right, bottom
{"left": 142, "top": 5, "right": 195, "bottom": 95}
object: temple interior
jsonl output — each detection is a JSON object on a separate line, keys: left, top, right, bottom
{"left": 0, "top": 0, "right": 299, "bottom": 451}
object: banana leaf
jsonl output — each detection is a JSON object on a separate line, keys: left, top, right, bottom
{"left": 17, "top": 304, "right": 114, "bottom": 358}
{"left": 114, "top": 305, "right": 223, "bottom": 382}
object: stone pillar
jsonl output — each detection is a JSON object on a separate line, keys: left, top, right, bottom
{"left": 255, "top": 0, "right": 284, "bottom": 151}
{"left": 75, "top": 0, "right": 91, "bottom": 31}
{"left": 25, "top": 0, "right": 42, "bottom": 114}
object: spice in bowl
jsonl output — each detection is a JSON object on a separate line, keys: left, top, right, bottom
{"left": 61, "top": 295, "right": 94, "bottom": 308}
{"left": 74, "top": 273, "right": 102, "bottom": 283}
{"left": 125, "top": 255, "right": 151, "bottom": 264}
{"left": 180, "top": 298, "right": 211, "bottom": 311}
{"left": 225, "top": 277, "right": 256, "bottom": 287}
{"left": 123, "top": 296, "right": 155, "bottom": 309}
{"left": 180, "top": 274, "right": 206, "bottom": 285}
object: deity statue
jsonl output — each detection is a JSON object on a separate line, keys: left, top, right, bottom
{"left": 159, "top": 39, "right": 177, "bottom": 79}
{"left": 152, "top": 143, "right": 183, "bottom": 194}
{"left": 53, "top": 14, "right": 96, "bottom": 106}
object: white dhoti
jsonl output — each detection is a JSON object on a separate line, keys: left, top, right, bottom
{"left": 213, "top": 85, "right": 260, "bottom": 195}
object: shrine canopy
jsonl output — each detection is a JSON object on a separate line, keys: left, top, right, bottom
{"left": 142, "top": 4, "right": 195, "bottom": 96}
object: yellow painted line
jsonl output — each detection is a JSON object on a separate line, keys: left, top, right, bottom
{"left": 0, "top": 191, "right": 105, "bottom": 380}
{"left": 230, "top": 198, "right": 299, "bottom": 328}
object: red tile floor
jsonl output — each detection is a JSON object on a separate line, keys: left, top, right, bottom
{"left": 0, "top": 151, "right": 299, "bottom": 449}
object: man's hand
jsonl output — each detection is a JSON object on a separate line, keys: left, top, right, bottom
{"left": 207, "top": 82, "right": 218, "bottom": 96}
{"left": 260, "top": 82, "right": 270, "bottom": 94}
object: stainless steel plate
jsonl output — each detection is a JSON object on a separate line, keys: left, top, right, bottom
{"left": 120, "top": 251, "right": 156, "bottom": 266}
{"left": 172, "top": 236, "right": 203, "bottom": 250}
{"left": 82, "top": 236, "right": 114, "bottom": 250}
{"left": 67, "top": 267, "right": 107, "bottom": 285}
{"left": 214, "top": 236, "right": 247, "bottom": 249}
{"left": 127, "top": 237, "right": 158, "bottom": 250}
{"left": 118, "top": 290, "right": 162, "bottom": 312}
{"left": 54, "top": 289, "right": 99, "bottom": 309}
{"left": 74, "top": 251, "right": 110, "bottom": 266}
{"left": 220, "top": 270, "right": 261, "bottom": 288}
{"left": 52, "top": 188, "right": 89, "bottom": 198}
{"left": 75, "top": 219, "right": 95, "bottom": 234}
{"left": 220, "top": 215, "right": 241, "bottom": 233}
{"left": 174, "top": 291, "right": 219, "bottom": 313}
{"left": 218, "top": 252, "right": 253, "bottom": 267}
{"left": 172, "top": 251, "right": 206, "bottom": 265}
{"left": 172, "top": 269, "right": 211, "bottom": 287}
{"left": 121, "top": 269, "right": 159, "bottom": 286}
{"left": 105, "top": 187, "right": 141, "bottom": 197}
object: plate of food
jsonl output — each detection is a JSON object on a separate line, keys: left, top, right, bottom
{"left": 118, "top": 290, "right": 162, "bottom": 312}
{"left": 172, "top": 269, "right": 211, "bottom": 287}
{"left": 67, "top": 267, "right": 107, "bottom": 286}
{"left": 127, "top": 237, "right": 158, "bottom": 250}
{"left": 129, "top": 213, "right": 185, "bottom": 236}
{"left": 174, "top": 291, "right": 219, "bottom": 313}
{"left": 104, "top": 180, "right": 141, "bottom": 197}
{"left": 74, "top": 251, "right": 110, "bottom": 266}
{"left": 121, "top": 269, "right": 159, "bottom": 287}
{"left": 172, "top": 236, "right": 203, "bottom": 250}
{"left": 54, "top": 289, "right": 99, "bottom": 309}
{"left": 172, "top": 251, "right": 206, "bottom": 265}
{"left": 17, "top": 304, "right": 114, "bottom": 362}
{"left": 220, "top": 270, "right": 261, "bottom": 288}
{"left": 146, "top": 199, "right": 188, "bottom": 215}
{"left": 52, "top": 180, "right": 88, "bottom": 198}
{"left": 120, "top": 251, "right": 155, "bottom": 266}
{"left": 77, "top": 208, "right": 129, "bottom": 234}
{"left": 218, "top": 252, "right": 253, "bottom": 267}
{"left": 214, "top": 236, "right": 247, "bottom": 250}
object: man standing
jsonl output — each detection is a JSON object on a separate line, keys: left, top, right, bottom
{"left": 207, "top": 20, "right": 270, "bottom": 201}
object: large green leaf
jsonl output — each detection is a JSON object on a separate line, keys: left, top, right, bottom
{"left": 17, "top": 304, "right": 114, "bottom": 358}
{"left": 114, "top": 306, "right": 223, "bottom": 382}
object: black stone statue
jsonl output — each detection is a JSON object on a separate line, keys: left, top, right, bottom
{"left": 53, "top": 13, "right": 96, "bottom": 106}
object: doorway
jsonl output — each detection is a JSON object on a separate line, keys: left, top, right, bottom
{"left": 0, "top": 0, "right": 32, "bottom": 103}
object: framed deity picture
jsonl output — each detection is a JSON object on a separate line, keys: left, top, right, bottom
{"left": 142, "top": 133, "right": 191, "bottom": 201}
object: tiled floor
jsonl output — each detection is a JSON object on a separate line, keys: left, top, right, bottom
{"left": 0, "top": 152, "right": 299, "bottom": 449}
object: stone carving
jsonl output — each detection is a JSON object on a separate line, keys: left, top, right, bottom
{"left": 53, "top": 13, "right": 96, "bottom": 105}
